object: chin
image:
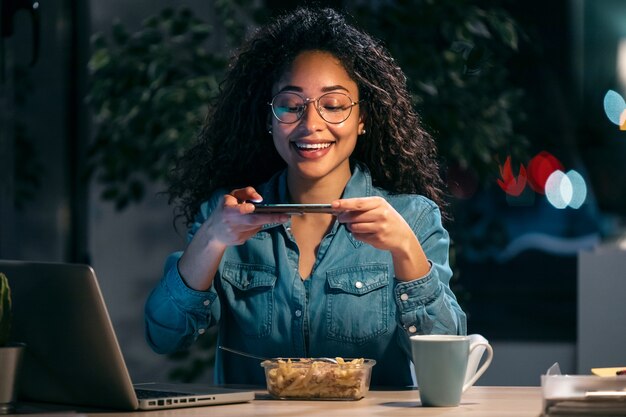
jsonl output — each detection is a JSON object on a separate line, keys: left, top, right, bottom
{"left": 294, "top": 161, "right": 348, "bottom": 180}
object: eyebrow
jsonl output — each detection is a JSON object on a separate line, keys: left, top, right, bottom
{"left": 277, "top": 84, "right": 351, "bottom": 94}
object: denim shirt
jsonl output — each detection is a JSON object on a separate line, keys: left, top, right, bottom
{"left": 145, "top": 162, "right": 466, "bottom": 387}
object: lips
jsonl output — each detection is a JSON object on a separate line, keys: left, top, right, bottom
{"left": 293, "top": 142, "right": 333, "bottom": 150}
{"left": 291, "top": 141, "right": 335, "bottom": 159}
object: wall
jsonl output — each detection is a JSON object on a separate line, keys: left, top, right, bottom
{"left": 89, "top": 182, "right": 190, "bottom": 382}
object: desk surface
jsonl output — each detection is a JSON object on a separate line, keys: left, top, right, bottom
{"left": 13, "top": 386, "right": 543, "bottom": 417}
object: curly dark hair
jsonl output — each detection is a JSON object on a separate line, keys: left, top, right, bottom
{"left": 169, "top": 6, "right": 447, "bottom": 226}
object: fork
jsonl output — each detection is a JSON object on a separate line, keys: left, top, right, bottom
{"left": 218, "top": 346, "right": 338, "bottom": 363}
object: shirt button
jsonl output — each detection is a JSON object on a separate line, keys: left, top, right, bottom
{"left": 203, "top": 299, "right": 210, "bottom": 306}
{"left": 400, "top": 293, "right": 409, "bottom": 301}
{"left": 355, "top": 281, "right": 363, "bottom": 289}
{"left": 295, "top": 309, "right": 302, "bottom": 317}
{"left": 408, "top": 325, "right": 417, "bottom": 333}
{"left": 198, "top": 328, "right": 206, "bottom": 335}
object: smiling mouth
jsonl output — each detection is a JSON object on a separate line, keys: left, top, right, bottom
{"left": 292, "top": 142, "right": 334, "bottom": 150}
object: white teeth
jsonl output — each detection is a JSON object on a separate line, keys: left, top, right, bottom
{"left": 294, "top": 142, "right": 333, "bottom": 150}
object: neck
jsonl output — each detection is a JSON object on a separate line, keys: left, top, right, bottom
{"left": 287, "top": 165, "right": 351, "bottom": 204}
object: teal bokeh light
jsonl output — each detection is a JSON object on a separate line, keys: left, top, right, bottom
{"left": 544, "top": 169, "right": 587, "bottom": 209}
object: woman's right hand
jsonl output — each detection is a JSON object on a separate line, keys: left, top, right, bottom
{"left": 178, "top": 187, "right": 288, "bottom": 290}
{"left": 209, "top": 187, "right": 289, "bottom": 246}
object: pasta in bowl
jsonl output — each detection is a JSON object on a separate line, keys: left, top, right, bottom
{"left": 261, "top": 357, "right": 376, "bottom": 400}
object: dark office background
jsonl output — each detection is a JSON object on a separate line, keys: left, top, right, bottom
{"left": 1, "top": 0, "right": 625, "bottom": 384}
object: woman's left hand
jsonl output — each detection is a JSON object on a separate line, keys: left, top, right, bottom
{"left": 332, "top": 197, "right": 430, "bottom": 280}
{"left": 332, "top": 197, "right": 412, "bottom": 252}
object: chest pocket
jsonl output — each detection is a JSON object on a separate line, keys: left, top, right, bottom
{"left": 221, "top": 262, "right": 277, "bottom": 338}
{"left": 326, "top": 264, "right": 389, "bottom": 345}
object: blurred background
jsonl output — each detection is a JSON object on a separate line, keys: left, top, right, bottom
{"left": 1, "top": 0, "right": 625, "bottom": 386}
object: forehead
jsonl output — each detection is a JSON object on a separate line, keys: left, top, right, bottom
{"left": 275, "top": 50, "right": 358, "bottom": 95}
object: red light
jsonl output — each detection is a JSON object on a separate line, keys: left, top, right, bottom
{"left": 497, "top": 156, "right": 527, "bottom": 197}
{"left": 526, "top": 151, "right": 564, "bottom": 195}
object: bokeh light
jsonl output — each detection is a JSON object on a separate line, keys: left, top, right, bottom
{"left": 527, "top": 151, "right": 564, "bottom": 194}
{"left": 544, "top": 169, "right": 587, "bottom": 209}
{"left": 545, "top": 170, "right": 569, "bottom": 209}
{"left": 603, "top": 90, "right": 626, "bottom": 126}
{"left": 565, "top": 170, "right": 587, "bottom": 209}
{"left": 496, "top": 152, "right": 587, "bottom": 210}
{"left": 496, "top": 156, "right": 527, "bottom": 197}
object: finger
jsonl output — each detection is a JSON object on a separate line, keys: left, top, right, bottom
{"left": 332, "top": 196, "right": 383, "bottom": 212}
{"left": 345, "top": 221, "right": 379, "bottom": 234}
{"left": 222, "top": 200, "right": 256, "bottom": 214}
{"left": 223, "top": 191, "right": 259, "bottom": 214}
{"left": 222, "top": 204, "right": 288, "bottom": 224}
{"left": 336, "top": 210, "right": 379, "bottom": 224}
{"left": 223, "top": 194, "right": 240, "bottom": 207}
{"left": 231, "top": 186, "right": 263, "bottom": 203}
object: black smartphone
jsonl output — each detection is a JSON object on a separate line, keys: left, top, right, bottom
{"left": 252, "top": 203, "right": 335, "bottom": 214}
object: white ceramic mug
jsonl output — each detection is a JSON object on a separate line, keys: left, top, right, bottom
{"left": 463, "top": 334, "right": 492, "bottom": 386}
{"left": 410, "top": 334, "right": 493, "bottom": 407}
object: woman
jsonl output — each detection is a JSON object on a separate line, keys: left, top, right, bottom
{"left": 145, "top": 7, "right": 466, "bottom": 387}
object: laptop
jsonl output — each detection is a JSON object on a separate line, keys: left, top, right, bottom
{"left": 0, "top": 260, "right": 255, "bottom": 410}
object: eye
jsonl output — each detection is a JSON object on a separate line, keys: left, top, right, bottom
{"left": 273, "top": 94, "right": 304, "bottom": 113}
{"left": 276, "top": 105, "right": 303, "bottom": 114}
{"left": 322, "top": 103, "right": 344, "bottom": 112}
{"left": 319, "top": 94, "right": 351, "bottom": 112}
{"left": 287, "top": 105, "right": 304, "bottom": 113}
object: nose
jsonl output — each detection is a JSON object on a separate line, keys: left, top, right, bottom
{"left": 299, "top": 101, "right": 324, "bottom": 131}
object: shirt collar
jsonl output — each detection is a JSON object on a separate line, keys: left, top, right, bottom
{"left": 258, "top": 160, "right": 373, "bottom": 231}
{"left": 260, "top": 160, "right": 372, "bottom": 202}
{"left": 341, "top": 161, "right": 373, "bottom": 199}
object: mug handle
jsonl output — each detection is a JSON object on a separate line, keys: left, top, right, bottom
{"left": 462, "top": 341, "right": 493, "bottom": 393}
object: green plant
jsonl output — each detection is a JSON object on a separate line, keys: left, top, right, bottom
{"left": 351, "top": 0, "right": 529, "bottom": 181}
{"left": 86, "top": 3, "right": 254, "bottom": 209}
{"left": 0, "top": 273, "right": 12, "bottom": 346}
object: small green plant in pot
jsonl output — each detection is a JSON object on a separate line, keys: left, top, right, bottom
{"left": 0, "top": 273, "right": 12, "bottom": 345}
{"left": 0, "top": 273, "right": 24, "bottom": 414}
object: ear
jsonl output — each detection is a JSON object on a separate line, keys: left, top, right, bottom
{"left": 358, "top": 112, "right": 366, "bottom": 136}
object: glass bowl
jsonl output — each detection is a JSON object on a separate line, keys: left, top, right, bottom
{"left": 260, "top": 357, "right": 376, "bottom": 400}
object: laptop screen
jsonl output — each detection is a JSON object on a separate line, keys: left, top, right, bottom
{"left": 1, "top": 260, "right": 254, "bottom": 410}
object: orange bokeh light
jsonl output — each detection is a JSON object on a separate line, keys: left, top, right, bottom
{"left": 497, "top": 156, "right": 527, "bottom": 197}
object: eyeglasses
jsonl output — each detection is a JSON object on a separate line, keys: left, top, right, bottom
{"left": 268, "top": 91, "right": 361, "bottom": 124}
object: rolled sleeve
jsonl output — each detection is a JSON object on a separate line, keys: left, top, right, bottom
{"left": 145, "top": 191, "right": 228, "bottom": 355}
{"left": 394, "top": 272, "right": 464, "bottom": 335}
{"left": 394, "top": 199, "right": 467, "bottom": 337}
{"left": 145, "top": 253, "right": 220, "bottom": 354}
